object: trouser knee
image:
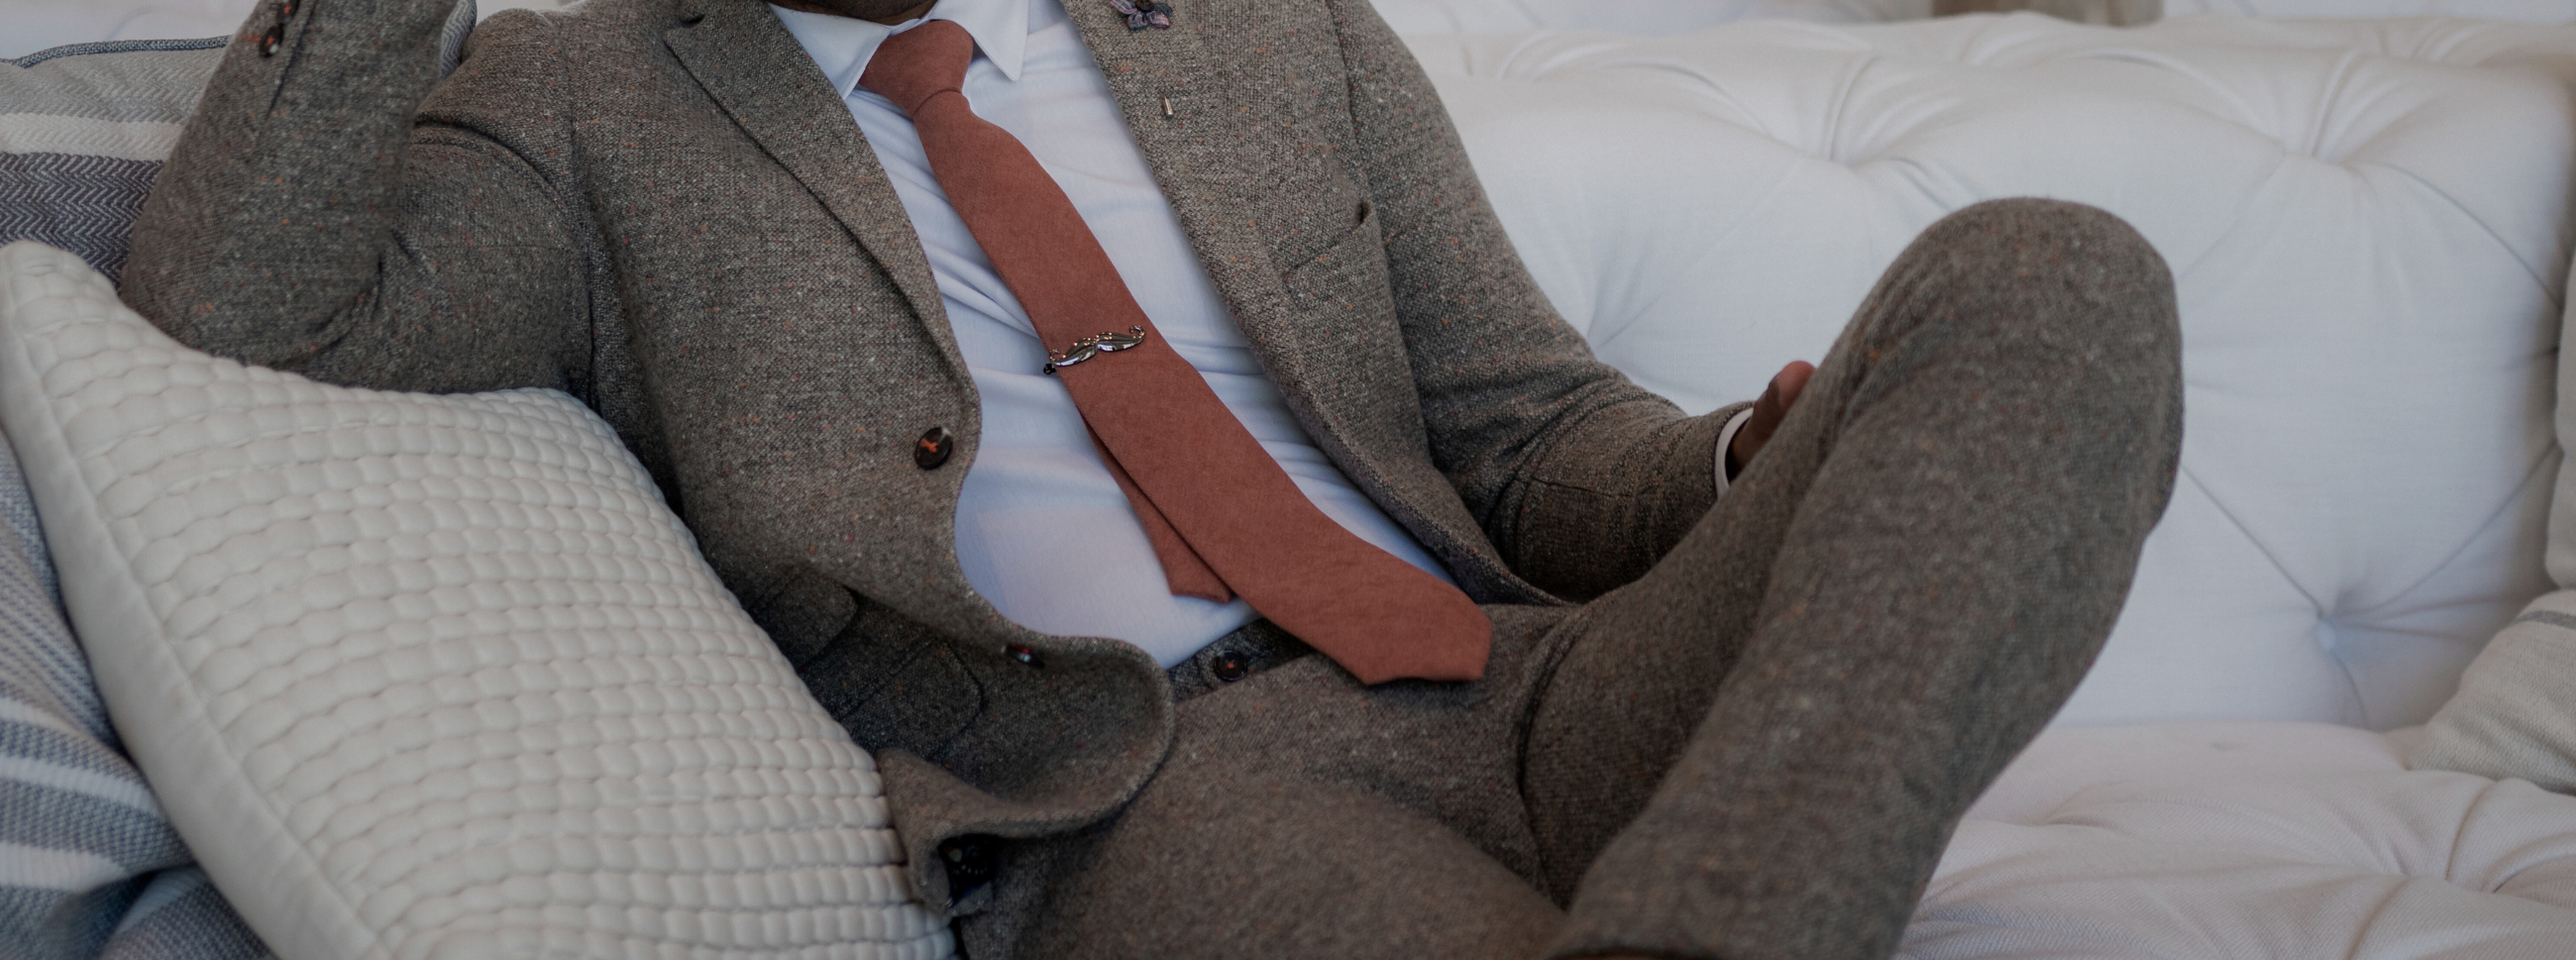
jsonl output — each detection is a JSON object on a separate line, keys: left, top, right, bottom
{"left": 1862, "top": 198, "right": 2181, "bottom": 415}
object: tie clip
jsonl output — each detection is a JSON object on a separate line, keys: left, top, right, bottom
{"left": 1043, "top": 326, "right": 1148, "bottom": 373}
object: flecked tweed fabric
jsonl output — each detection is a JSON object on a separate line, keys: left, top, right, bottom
{"left": 0, "top": 0, "right": 472, "bottom": 285}
{"left": 120, "top": 0, "right": 1739, "bottom": 924}
{"left": 978, "top": 199, "right": 2183, "bottom": 960}
{"left": 117, "top": 0, "right": 2180, "bottom": 957}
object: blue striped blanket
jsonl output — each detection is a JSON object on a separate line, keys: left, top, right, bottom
{"left": 0, "top": 430, "right": 268, "bottom": 960}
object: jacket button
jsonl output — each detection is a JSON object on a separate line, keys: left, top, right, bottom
{"left": 1006, "top": 643, "right": 1043, "bottom": 668}
{"left": 1212, "top": 653, "right": 1250, "bottom": 682}
{"left": 259, "top": 23, "right": 284, "bottom": 56}
{"left": 913, "top": 426, "right": 954, "bottom": 470}
{"left": 938, "top": 835, "right": 1000, "bottom": 889}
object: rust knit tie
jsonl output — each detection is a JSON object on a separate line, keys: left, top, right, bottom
{"left": 862, "top": 21, "right": 1489, "bottom": 684}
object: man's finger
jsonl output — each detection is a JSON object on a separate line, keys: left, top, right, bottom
{"left": 1730, "top": 360, "right": 1815, "bottom": 477}
{"left": 1772, "top": 360, "right": 1815, "bottom": 414}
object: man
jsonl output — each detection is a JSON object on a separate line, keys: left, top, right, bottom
{"left": 119, "top": 0, "right": 2182, "bottom": 956}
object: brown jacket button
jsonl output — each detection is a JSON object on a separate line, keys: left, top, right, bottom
{"left": 913, "top": 426, "right": 954, "bottom": 470}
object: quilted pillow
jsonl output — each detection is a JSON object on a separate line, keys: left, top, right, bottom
{"left": 0, "top": 240, "right": 955, "bottom": 959}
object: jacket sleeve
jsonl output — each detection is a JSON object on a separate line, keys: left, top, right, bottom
{"left": 1323, "top": 0, "right": 1745, "bottom": 601}
{"left": 120, "top": 0, "right": 590, "bottom": 397}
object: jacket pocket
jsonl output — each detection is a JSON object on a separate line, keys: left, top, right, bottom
{"left": 1280, "top": 198, "right": 1383, "bottom": 298}
{"left": 792, "top": 596, "right": 982, "bottom": 756}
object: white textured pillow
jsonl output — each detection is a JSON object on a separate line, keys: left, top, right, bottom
{"left": 0, "top": 241, "right": 954, "bottom": 960}
{"left": 2415, "top": 594, "right": 2576, "bottom": 793}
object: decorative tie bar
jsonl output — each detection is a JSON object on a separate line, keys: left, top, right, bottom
{"left": 1043, "top": 326, "right": 1148, "bottom": 373}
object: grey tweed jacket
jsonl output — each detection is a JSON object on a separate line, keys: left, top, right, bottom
{"left": 120, "top": 0, "right": 1736, "bottom": 914}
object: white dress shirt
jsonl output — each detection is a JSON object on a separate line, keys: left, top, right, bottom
{"left": 772, "top": 0, "right": 1744, "bottom": 666}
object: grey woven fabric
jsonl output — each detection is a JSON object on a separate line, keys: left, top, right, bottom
{"left": 120, "top": 0, "right": 1742, "bottom": 917}
{"left": 0, "top": 3, "right": 475, "bottom": 285}
{"left": 983, "top": 199, "right": 2182, "bottom": 960}
{"left": 117, "top": 0, "right": 2180, "bottom": 957}
{"left": 0, "top": 426, "right": 271, "bottom": 960}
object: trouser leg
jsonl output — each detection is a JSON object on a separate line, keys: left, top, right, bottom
{"left": 976, "top": 198, "right": 2180, "bottom": 960}
{"left": 1527, "top": 197, "right": 2183, "bottom": 960}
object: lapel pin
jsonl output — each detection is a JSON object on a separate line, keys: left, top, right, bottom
{"left": 1110, "top": 0, "right": 1173, "bottom": 32}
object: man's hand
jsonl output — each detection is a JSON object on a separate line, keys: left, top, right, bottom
{"left": 1726, "top": 360, "right": 1814, "bottom": 478}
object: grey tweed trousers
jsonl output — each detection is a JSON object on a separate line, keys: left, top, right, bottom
{"left": 960, "top": 198, "right": 2184, "bottom": 960}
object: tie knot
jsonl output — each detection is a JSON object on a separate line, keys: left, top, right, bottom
{"left": 859, "top": 19, "right": 975, "bottom": 117}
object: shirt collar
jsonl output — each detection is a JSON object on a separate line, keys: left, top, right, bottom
{"left": 771, "top": 0, "right": 1032, "bottom": 95}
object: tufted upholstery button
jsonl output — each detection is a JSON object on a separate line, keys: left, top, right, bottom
{"left": 912, "top": 426, "right": 954, "bottom": 470}
{"left": 938, "top": 835, "right": 1000, "bottom": 890}
{"left": 1212, "top": 652, "right": 1250, "bottom": 682}
{"left": 258, "top": 23, "right": 284, "bottom": 56}
{"left": 1006, "top": 643, "right": 1042, "bottom": 668}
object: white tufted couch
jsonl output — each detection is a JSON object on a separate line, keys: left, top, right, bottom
{"left": 13, "top": 1, "right": 2576, "bottom": 957}
{"left": 1410, "top": 11, "right": 2576, "bottom": 955}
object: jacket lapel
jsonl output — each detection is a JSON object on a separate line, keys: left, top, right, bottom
{"left": 1062, "top": 2, "right": 1306, "bottom": 377}
{"left": 664, "top": 0, "right": 970, "bottom": 380}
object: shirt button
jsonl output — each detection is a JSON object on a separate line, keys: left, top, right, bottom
{"left": 1212, "top": 653, "right": 1250, "bottom": 683}
{"left": 1006, "top": 643, "right": 1043, "bottom": 669}
{"left": 938, "top": 835, "right": 1000, "bottom": 889}
{"left": 913, "top": 426, "right": 954, "bottom": 470}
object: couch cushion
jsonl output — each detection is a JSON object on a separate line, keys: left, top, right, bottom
{"left": 0, "top": 240, "right": 954, "bottom": 960}
{"left": 1912, "top": 721, "right": 2576, "bottom": 959}
{"left": 1410, "top": 14, "right": 2576, "bottom": 729}
{"left": 2164, "top": 0, "right": 2576, "bottom": 21}
{"left": 1916, "top": 718, "right": 2576, "bottom": 959}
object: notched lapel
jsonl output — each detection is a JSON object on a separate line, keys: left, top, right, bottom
{"left": 664, "top": 0, "right": 968, "bottom": 378}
